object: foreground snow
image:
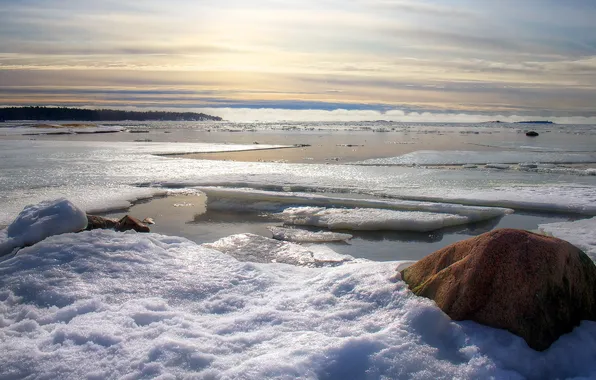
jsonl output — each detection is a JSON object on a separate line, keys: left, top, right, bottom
{"left": 1, "top": 230, "right": 596, "bottom": 379}
{"left": 0, "top": 199, "right": 87, "bottom": 257}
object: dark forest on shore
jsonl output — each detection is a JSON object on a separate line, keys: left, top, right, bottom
{"left": 0, "top": 107, "right": 222, "bottom": 121}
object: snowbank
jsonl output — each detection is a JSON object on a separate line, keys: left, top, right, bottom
{"left": 1, "top": 230, "right": 596, "bottom": 379}
{"left": 276, "top": 207, "right": 472, "bottom": 232}
{"left": 0, "top": 199, "right": 87, "bottom": 257}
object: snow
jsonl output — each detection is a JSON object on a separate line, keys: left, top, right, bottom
{"left": 0, "top": 199, "right": 87, "bottom": 257}
{"left": 268, "top": 226, "right": 353, "bottom": 243}
{"left": 539, "top": 217, "right": 596, "bottom": 260}
{"left": 204, "top": 233, "right": 353, "bottom": 266}
{"left": 276, "top": 207, "right": 473, "bottom": 232}
{"left": 354, "top": 150, "right": 596, "bottom": 166}
{"left": 1, "top": 230, "right": 596, "bottom": 379}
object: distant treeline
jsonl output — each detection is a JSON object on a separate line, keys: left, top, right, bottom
{"left": 0, "top": 107, "right": 222, "bottom": 121}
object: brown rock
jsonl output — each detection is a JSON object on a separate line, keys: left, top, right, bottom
{"left": 400, "top": 228, "right": 596, "bottom": 351}
{"left": 86, "top": 215, "right": 118, "bottom": 230}
{"left": 115, "top": 215, "right": 150, "bottom": 233}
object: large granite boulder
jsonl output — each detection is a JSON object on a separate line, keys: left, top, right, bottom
{"left": 400, "top": 228, "right": 596, "bottom": 351}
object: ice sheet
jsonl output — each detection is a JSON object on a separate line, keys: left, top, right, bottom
{"left": 1, "top": 230, "right": 596, "bottom": 379}
{"left": 2, "top": 138, "right": 596, "bottom": 227}
{"left": 539, "top": 217, "right": 596, "bottom": 260}
{"left": 391, "top": 185, "right": 596, "bottom": 215}
{"left": 268, "top": 226, "right": 353, "bottom": 243}
{"left": 201, "top": 187, "right": 513, "bottom": 224}
{"left": 204, "top": 233, "right": 352, "bottom": 266}
{"left": 354, "top": 150, "right": 596, "bottom": 166}
{"left": 276, "top": 207, "right": 472, "bottom": 232}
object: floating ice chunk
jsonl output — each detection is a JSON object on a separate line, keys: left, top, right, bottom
{"left": 268, "top": 226, "right": 353, "bottom": 243}
{"left": 0, "top": 199, "right": 87, "bottom": 256}
{"left": 539, "top": 217, "right": 596, "bottom": 260}
{"left": 204, "top": 233, "right": 352, "bottom": 266}
{"left": 200, "top": 187, "right": 512, "bottom": 223}
{"left": 518, "top": 163, "right": 538, "bottom": 169}
{"left": 276, "top": 207, "right": 472, "bottom": 232}
{"left": 485, "top": 164, "right": 511, "bottom": 170}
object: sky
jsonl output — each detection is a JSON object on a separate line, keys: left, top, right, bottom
{"left": 1, "top": 0, "right": 596, "bottom": 122}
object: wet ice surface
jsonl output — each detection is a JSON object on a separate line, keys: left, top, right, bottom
{"left": 267, "top": 226, "right": 353, "bottom": 243}
{"left": 204, "top": 233, "right": 353, "bottom": 266}
{"left": 354, "top": 150, "right": 596, "bottom": 166}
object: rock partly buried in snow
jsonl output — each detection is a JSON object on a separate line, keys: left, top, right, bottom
{"left": 0, "top": 199, "right": 87, "bottom": 256}
{"left": 400, "top": 228, "right": 596, "bottom": 351}
{"left": 86, "top": 215, "right": 119, "bottom": 230}
{"left": 526, "top": 131, "right": 540, "bottom": 137}
{"left": 115, "top": 215, "right": 150, "bottom": 233}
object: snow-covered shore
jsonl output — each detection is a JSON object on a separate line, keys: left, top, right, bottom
{"left": 1, "top": 200, "right": 596, "bottom": 379}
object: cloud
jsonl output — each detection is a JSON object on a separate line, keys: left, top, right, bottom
{"left": 1, "top": 0, "right": 596, "bottom": 116}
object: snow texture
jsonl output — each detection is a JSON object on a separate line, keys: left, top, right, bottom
{"left": 268, "top": 226, "right": 353, "bottom": 243}
{"left": 276, "top": 207, "right": 474, "bottom": 232}
{"left": 204, "top": 233, "right": 352, "bottom": 266}
{"left": 1, "top": 230, "right": 596, "bottom": 379}
{"left": 0, "top": 199, "right": 87, "bottom": 257}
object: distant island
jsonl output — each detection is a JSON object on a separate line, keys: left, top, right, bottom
{"left": 516, "top": 121, "right": 554, "bottom": 124}
{"left": 0, "top": 106, "right": 222, "bottom": 122}
{"left": 487, "top": 120, "right": 555, "bottom": 124}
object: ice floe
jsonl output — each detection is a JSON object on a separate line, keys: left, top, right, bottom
{"left": 204, "top": 233, "right": 353, "bottom": 266}
{"left": 276, "top": 207, "right": 472, "bottom": 232}
{"left": 392, "top": 185, "right": 596, "bottom": 215}
{"left": 201, "top": 187, "right": 513, "bottom": 226}
{"left": 268, "top": 226, "right": 353, "bottom": 243}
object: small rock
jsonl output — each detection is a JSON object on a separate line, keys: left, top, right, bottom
{"left": 400, "top": 229, "right": 596, "bottom": 351}
{"left": 86, "top": 215, "right": 119, "bottom": 230}
{"left": 526, "top": 131, "right": 539, "bottom": 137}
{"left": 115, "top": 215, "right": 150, "bottom": 233}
